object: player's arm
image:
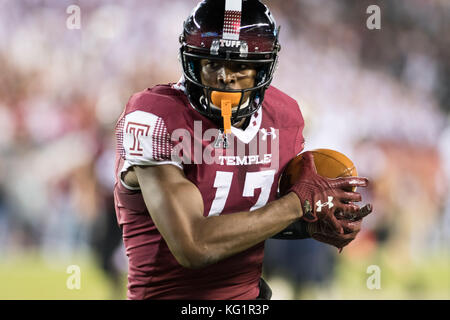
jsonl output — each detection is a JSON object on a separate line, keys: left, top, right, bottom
{"left": 133, "top": 164, "right": 302, "bottom": 269}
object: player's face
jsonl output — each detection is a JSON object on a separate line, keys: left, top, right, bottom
{"left": 200, "top": 59, "right": 257, "bottom": 104}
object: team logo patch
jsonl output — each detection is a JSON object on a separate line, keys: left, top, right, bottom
{"left": 126, "top": 122, "right": 150, "bottom": 156}
{"left": 214, "top": 130, "right": 229, "bottom": 149}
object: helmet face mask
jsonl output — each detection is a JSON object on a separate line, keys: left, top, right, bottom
{"left": 179, "top": 0, "right": 281, "bottom": 125}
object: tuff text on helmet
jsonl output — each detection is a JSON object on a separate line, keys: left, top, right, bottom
{"left": 220, "top": 39, "right": 242, "bottom": 48}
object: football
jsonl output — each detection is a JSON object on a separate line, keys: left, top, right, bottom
{"left": 279, "top": 148, "right": 358, "bottom": 194}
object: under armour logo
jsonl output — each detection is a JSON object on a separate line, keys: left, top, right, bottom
{"left": 316, "top": 196, "right": 334, "bottom": 212}
{"left": 260, "top": 127, "right": 277, "bottom": 141}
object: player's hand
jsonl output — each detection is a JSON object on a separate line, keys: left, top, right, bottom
{"left": 287, "top": 151, "right": 369, "bottom": 234}
{"left": 307, "top": 204, "right": 373, "bottom": 252}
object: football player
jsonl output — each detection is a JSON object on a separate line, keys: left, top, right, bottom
{"left": 114, "top": 0, "right": 372, "bottom": 299}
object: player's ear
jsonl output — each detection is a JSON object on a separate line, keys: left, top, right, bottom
{"left": 301, "top": 151, "right": 318, "bottom": 174}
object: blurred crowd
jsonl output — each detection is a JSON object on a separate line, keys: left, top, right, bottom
{"left": 0, "top": 0, "right": 448, "bottom": 298}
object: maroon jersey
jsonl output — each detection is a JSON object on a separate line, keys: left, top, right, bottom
{"left": 114, "top": 82, "right": 305, "bottom": 299}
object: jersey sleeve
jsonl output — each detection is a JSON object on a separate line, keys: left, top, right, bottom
{"left": 117, "top": 110, "right": 182, "bottom": 176}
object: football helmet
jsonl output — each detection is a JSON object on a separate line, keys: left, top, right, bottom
{"left": 179, "top": 0, "right": 281, "bottom": 125}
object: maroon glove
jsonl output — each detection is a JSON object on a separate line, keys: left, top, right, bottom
{"left": 288, "top": 151, "right": 369, "bottom": 234}
{"left": 308, "top": 204, "right": 373, "bottom": 252}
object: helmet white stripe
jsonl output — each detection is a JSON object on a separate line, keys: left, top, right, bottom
{"left": 225, "top": 0, "right": 242, "bottom": 11}
{"left": 223, "top": 0, "right": 242, "bottom": 40}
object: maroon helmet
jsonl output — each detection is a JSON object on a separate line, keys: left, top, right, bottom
{"left": 179, "top": 0, "right": 281, "bottom": 125}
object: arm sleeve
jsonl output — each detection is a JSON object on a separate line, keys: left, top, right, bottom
{"left": 271, "top": 220, "right": 311, "bottom": 240}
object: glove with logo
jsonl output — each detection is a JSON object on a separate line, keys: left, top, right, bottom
{"left": 307, "top": 204, "right": 373, "bottom": 252}
{"left": 287, "top": 151, "right": 369, "bottom": 234}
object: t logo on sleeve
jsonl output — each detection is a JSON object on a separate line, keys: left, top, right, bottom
{"left": 120, "top": 110, "right": 181, "bottom": 169}
{"left": 126, "top": 122, "right": 150, "bottom": 156}
{"left": 122, "top": 111, "right": 174, "bottom": 164}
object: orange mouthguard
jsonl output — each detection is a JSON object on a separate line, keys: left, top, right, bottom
{"left": 211, "top": 91, "right": 242, "bottom": 134}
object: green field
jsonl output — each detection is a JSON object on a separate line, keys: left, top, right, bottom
{"left": 1, "top": 250, "right": 448, "bottom": 300}
{"left": 332, "top": 251, "right": 450, "bottom": 299}
{"left": 267, "top": 249, "right": 450, "bottom": 300}
{"left": 0, "top": 252, "right": 127, "bottom": 300}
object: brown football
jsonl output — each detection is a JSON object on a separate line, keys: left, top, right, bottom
{"left": 279, "top": 148, "right": 358, "bottom": 195}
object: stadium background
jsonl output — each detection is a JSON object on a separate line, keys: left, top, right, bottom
{"left": 0, "top": 0, "right": 448, "bottom": 299}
